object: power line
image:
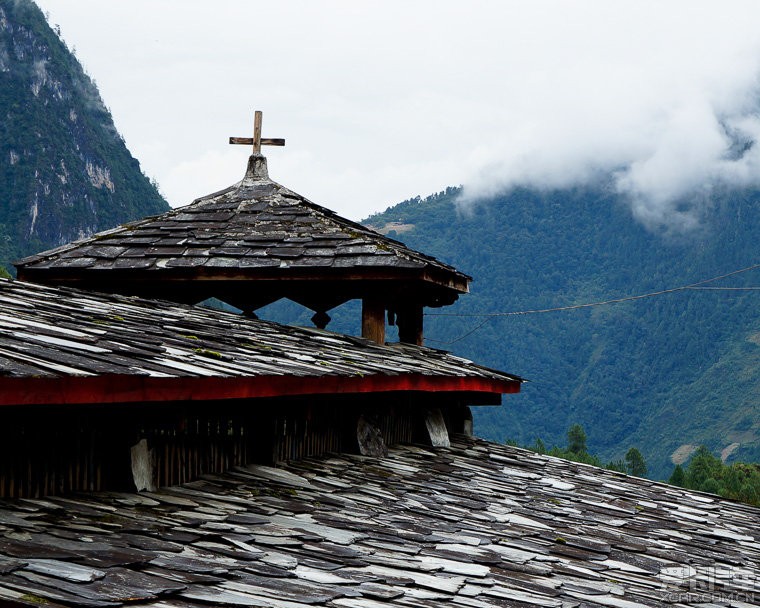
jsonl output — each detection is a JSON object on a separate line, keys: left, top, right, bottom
{"left": 427, "top": 263, "right": 760, "bottom": 318}
{"left": 424, "top": 262, "right": 760, "bottom": 346}
{"left": 426, "top": 317, "right": 495, "bottom": 346}
{"left": 687, "top": 286, "right": 760, "bottom": 291}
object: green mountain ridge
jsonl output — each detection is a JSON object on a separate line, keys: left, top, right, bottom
{"left": 0, "top": 0, "right": 169, "bottom": 270}
{"left": 364, "top": 183, "right": 759, "bottom": 479}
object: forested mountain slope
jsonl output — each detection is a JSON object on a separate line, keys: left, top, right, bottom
{"left": 365, "top": 183, "right": 759, "bottom": 479}
{"left": 0, "top": 0, "right": 168, "bottom": 270}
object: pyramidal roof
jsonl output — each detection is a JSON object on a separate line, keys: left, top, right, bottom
{"left": 15, "top": 154, "right": 470, "bottom": 312}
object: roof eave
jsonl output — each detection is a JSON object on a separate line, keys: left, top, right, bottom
{"left": 16, "top": 265, "right": 471, "bottom": 302}
{"left": 0, "top": 374, "right": 521, "bottom": 407}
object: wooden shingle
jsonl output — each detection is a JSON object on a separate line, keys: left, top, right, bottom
{"left": 0, "top": 437, "right": 757, "bottom": 607}
{"left": 0, "top": 278, "right": 520, "bottom": 406}
{"left": 15, "top": 155, "right": 470, "bottom": 320}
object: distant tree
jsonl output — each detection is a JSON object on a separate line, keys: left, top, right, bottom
{"left": 685, "top": 446, "right": 723, "bottom": 489}
{"left": 508, "top": 425, "right": 648, "bottom": 478}
{"left": 665, "top": 447, "right": 760, "bottom": 507}
{"left": 668, "top": 465, "right": 686, "bottom": 487}
{"left": 567, "top": 424, "right": 587, "bottom": 455}
{"left": 723, "top": 463, "right": 760, "bottom": 505}
{"left": 0, "top": 267, "right": 11, "bottom": 279}
{"left": 739, "top": 483, "right": 759, "bottom": 505}
{"left": 606, "top": 459, "right": 627, "bottom": 473}
{"left": 722, "top": 464, "right": 744, "bottom": 497}
{"left": 701, "top": 478, "right": 721, "bottom": 495}
{"left": 625, "top": 447, "right": 647, "bottom": 477}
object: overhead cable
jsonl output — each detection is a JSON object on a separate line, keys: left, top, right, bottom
{"left": 424, "top": 262, "right": 760, "bottom": 345}
{"left": 426, "top": 263, "right": 760, "bottom": 318}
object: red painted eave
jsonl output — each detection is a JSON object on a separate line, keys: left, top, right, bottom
{"left": 0, "top": 374, "right": 521, "bottom": 407}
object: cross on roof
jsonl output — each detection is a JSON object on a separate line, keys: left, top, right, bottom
{"left": 229, "top": 110, "right": 285, "bottom": 154}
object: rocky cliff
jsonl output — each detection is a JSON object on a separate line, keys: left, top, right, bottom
{"left": 0, "top": 0, "right": 169, "bottom": 270}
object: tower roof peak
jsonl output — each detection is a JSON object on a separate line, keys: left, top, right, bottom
{"left": 16, "top": 113, "right": 471, "bottom": 344}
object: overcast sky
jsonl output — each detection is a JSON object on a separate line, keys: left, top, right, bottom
{"left": 34, "top": 1, "right": 760, "bottom": 228}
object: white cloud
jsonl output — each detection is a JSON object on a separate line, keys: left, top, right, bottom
{"left": 457, "top": 2, "right": 760, "bottom": 230}
{"left": 35, "top": 0, "right": 760, "bottom": 228}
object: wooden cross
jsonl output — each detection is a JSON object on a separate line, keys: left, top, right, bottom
{"left": 229, "top": 110, "right": 285, "bottom": 154}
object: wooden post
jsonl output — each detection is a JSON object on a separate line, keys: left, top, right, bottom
{"left": 253, "top": 110, "right": 262, "bottom": 154}
{"left": 362, "top": 298, "right": 386, "bottom": 344}
{"left": 424, "top": 408, "right": 450, "bottom": 448}
{"left": 130, "top": 438, "right": 157, "bottom": 492}
{"left": 357, "top": 414, "right": 388, "bottom": 457}
{"left": 397, "top": 303, "right": 423, "bottom": 345}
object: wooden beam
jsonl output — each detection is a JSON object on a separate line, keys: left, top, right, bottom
{"left": 361, "top": 298, "right": 386, "bottom": 344}
{"left": 0, "top": 374, "right": 521, "bottom": 407}
{"left": 397, "top": 303, "right": 423, "bottom": 345}
{"left": 15, "top": 268, "right": 468, "bottom": 301}
{"left": 229, "top": 137, "right": 285, "bottom": 147}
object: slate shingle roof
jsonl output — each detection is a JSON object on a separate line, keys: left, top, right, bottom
{"left": 0, "top": 279, "right": 519, "bottom": 405}
{"left": 0, "top": 436, "right": 757, "bottom": 607}
{"left": 15, "top": 156, "right": 470, "bottom": 308}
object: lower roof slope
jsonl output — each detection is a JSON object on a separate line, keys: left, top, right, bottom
{"left": 0, "top": 436, "right": 757, "bottom": 607}
{"left": 0, "top": 279, "right": 520, "bottom": 406}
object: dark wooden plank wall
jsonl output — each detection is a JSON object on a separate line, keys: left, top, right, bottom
{"left": 0, "top": 410, "right": 126, "bottom": 498}
{"left": 0, "top": 405, "right": 255, "bottom": 498}
{"left": 0, "top": 395, "right": 465, "bottom": 498}
{"left": 146, "top": 415, "right": 252, "bottom": 489}
{"left": 271, "top": 400, "right": 423, "bottom": 464}
{"left": 274, "top": 406, "right": 345, "bottom": 463}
